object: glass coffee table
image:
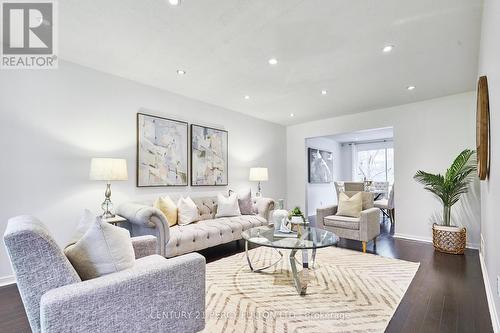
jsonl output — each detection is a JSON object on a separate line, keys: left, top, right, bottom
{"left": 241, "top": 225, "right": 339, "bottom": 295}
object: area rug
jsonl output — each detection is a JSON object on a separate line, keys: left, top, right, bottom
{"left": 203, "top": 246, "right": 419, "bottom": 333}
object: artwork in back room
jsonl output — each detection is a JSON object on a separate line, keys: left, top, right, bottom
{"left": 137, "top": 113, "right": 188, "bottom": 186}
{"left": 191, "top": 124, "right": 228, "bottom": 186}
{"left": 308, "top": 148, "right": 333, "bottom": 183}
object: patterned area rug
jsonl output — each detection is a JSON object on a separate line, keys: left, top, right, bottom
{"left": 203, "top": 246, "right": 419, "bottom": 333}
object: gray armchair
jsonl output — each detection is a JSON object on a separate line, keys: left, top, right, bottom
{"left": 316, "top": 191, "right": 380, "bottom": 253}
{"left": 4, "top": 215, "right": 206, "bottom": 333}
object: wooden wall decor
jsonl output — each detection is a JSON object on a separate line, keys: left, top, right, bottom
{"left": 476, "top": 76, "right": 490, "bottom": 180}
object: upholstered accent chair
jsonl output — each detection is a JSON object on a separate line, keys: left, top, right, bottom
{"left": 372, "top": 181, "right": 389, "bottom": 198}
{"left": 333, "top": 181, "right": 344, "bottom": 198}
{"left": 4, "top": 216, "right": 206, "bottom": 333}
{"left": 316, "top": 191, "right": 380, "bottom": 253}
{"left": 343, "top": 182, "right": 365, "bottom": 192}
{"left": 374, "top": 184, "right": 395, "bottom": 223}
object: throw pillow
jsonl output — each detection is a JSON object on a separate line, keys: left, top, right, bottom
{"left": 154, "top": 195, "right": 178, "bottom": 227}
{"left": 177, "top": 196, "right": 199, "bottom": 225}
{"left": 64, "top": 217, "right": 135, "bottom": 280}
{"left": 67, "top": 209, "right": 94, "bottom": 247}
{"left": 230, "top": 188, "right": 254, "bottom": 215}
{"left": 336, "top": 192, "right": 363, "bottom": 218}
{"left": 215, "top": 193, "right": 241, "bottom": 218}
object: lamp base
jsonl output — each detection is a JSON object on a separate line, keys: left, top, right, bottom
{"left": 256, "top": 181, "right": 262, "bottom": 197}
{"left": 101, "top": 183, "right": 115, "bottom": 219}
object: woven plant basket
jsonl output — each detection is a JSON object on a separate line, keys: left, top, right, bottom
{"left": 432, "top": 224, "right": 466, "bottom": 255}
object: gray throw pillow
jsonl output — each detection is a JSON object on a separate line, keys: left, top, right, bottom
{"left": 237, "top": 188, "right": 255, "bottom": 215}
{"left": 64, "top": 215, "right": 135, "bottom": 280}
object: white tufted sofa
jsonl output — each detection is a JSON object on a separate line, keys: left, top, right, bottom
{"left": 117, "top": 196, "right": 274, "bottom": 258}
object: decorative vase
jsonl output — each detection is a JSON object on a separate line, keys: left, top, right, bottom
{"left": 432, "top": 224, "right": 466, "bottom": 255}
{"left": 272, "top": 199, "right": 288, "bottom": 228}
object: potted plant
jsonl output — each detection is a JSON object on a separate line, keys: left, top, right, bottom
{"left": 413, "top": 149, "right": 476, "bottom": 254}
{"left": 288, "top": 207, "right": 306, "bottom": 224}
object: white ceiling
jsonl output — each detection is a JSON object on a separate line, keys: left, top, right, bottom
{"left": 57, "top": 0, "right": 482, "bottom": 125}
{"left": 327, "top": 127, "right": 394, "bottom": 143}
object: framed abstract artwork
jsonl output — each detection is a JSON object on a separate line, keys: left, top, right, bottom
{"left": 191, "top": 124, "right": 228, "bottom": 186}
{"left": 308, "top": 148, "right": 333, "bottom": 183}
{"left": 136, "top": 113, "right": 188, "bottom": 187}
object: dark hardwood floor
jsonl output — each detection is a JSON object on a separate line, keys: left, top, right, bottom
{"left": 0, "top": 217, "right": 493, "bottom": 333}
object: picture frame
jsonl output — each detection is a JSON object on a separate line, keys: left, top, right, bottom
{"left": 136, "top": 112, "right": 189, "bottom": 187}
{"left": 190, "top": 124, "right": 228, "bottom": 186}
{"left": 308, "top": 147, "right": 334, "bottom": 183}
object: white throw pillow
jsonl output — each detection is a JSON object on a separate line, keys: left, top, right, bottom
{"left": 67, "top": 209, "right": 94, "bottom": 246}
{"left": 64, "top": 216, "right": 135, "bottom": 280}
{"left": 216, "top": 193, "right": 241, "bottom": 218}
{"left": 177, "top": 197, "right": 198, "bottom": 225}
{"left": 336, "top": 192, "right": 363, "bottom": 218}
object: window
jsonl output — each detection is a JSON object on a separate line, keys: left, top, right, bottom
{"left": 354, "top": 146, "right": 394, "bottom": 183}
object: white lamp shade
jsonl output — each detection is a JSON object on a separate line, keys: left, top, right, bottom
{"left": 89, "top": 158, "right": 128, "bottom": 181}
{"left": 249, "top": 167, "right": 268, "bottom": 181}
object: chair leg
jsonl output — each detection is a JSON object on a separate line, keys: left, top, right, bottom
{"left": 362, "top": 241, "right": 367, "bottom": 253}
{"left": 389, "top": 209, "right": 395, "bottom": 224}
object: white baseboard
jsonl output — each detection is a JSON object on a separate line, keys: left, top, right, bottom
{"left": 393, "top": 233, "right": 479, "bottom": 249}
{"left": 479, "top": 252, "right": 500, "bottom": 333}
{"left": 0, "top": 275, "right": 15, "bottom": 287}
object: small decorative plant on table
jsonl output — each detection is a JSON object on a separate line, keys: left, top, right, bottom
{"left": 288, "top": 207, "right": 307, "bottom": 235}
{"left": 288, "top": 207, "right": 306, "bottom": 224}
{"left": 413, "top": 149, "right": 476, "bottom": 254}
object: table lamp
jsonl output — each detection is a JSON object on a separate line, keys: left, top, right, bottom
{"left": 89, "top": 158, "right": 128, "bottom": 218}
{"left": 249, "top": 167, "right": 268, "bottom": 197}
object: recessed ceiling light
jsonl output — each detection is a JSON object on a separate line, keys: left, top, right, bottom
{"left": 244, "top": 95, "right": 250, "bottom": 100}
{"left": 290, "top": 113, "right": 295, "bottom": 117}
{"left": 321, "top": 90, "right": 327, "bottom": 95}
{"left": 383, "top": 45, "right": 394, "bottom": 53}
{"left": 168, "top": 0, "right": 180, "bottom": 6}
{"left": 268, "top": 58, "right": 278, "bottom": 65}
{"left": 407, "top": 85, "right": 416, "bottom": 91}
{"left": 176, "top": 69, "right": 186, "bottom": 75}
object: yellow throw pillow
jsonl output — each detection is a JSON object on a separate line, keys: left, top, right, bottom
{"left": 336, "top": 192, "right": 363, "bottom": 218}
{"left": 154, "top": 196, "right": 178, "bottom": 227}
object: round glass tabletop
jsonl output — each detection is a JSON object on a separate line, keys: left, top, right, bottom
{"left": 241, "top": 225, "right": 339, "bottom": 250}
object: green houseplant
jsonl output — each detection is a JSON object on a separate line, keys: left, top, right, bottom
{"left": 288, "top": 207, "right": 306, "bottom": 223}
{"left": 413, "top": 149, "right": 477, "bottom": 254}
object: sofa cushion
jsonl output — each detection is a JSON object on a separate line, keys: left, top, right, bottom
{"left": 192, "top": 197, "right": 217, "bottom": 221}
{"left": 165, "top": 215, "right": 266, "bottom": 258}
{"left": 324, "top": 215, "right": 360, "bottom": 230}
{"left": 177, "top": 197, "right": 198, "bottom": 226}
{"left": 336, "top": 192, "right": 362, "bottom": 218}
{"left": 215, "top": 193, "right": 241, "bottom": 218}
{"left": 344, "top": 191, "right": 374, "bottom": 209}
{"left": 237, "top": 188, "right": 255, "bottom": 215}
{"left": 154, "top": 196, "right": 177, "bottom": 227}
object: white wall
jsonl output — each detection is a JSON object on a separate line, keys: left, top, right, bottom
{"left": 287, "top": 92, "right": 480, "bottom": 247}
{"left": 305, "top": 137, "right": 341, "bottom": 217}
{"left": 338, "top": 143, "right": 355, "bottom": 180}
{"left": 0, "top": 61, "right": 287, "bottom": 281}
{"left": 478, "top": 0, "right": 500, "bottom": 328}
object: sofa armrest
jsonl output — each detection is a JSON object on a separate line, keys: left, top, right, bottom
{"left": 359, "top": 208, "right": 380, "bottom": 242}
{"left": 40, "top": 254, "right": 206, "bottom": 333}
{"left": 117, "top": 203, "right": 169, "bottom": 256}
{"left": 131, "top": 235, "right": 157, "bottom": 259}
{"left": 254, "top": 197, "right": 275, "bottom": 221}
{"left": 316, "top": 205, "right": 338, "bottom": 229}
